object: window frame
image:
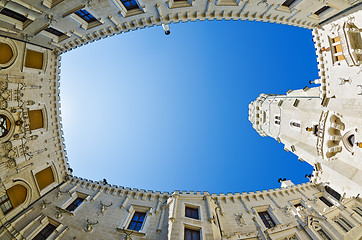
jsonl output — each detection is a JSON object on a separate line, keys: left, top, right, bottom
{"left": 0, "top": 7, "right": 34, "bottom": 30}
{"left": 0, "top": 192, "right": 14, "bottom": 215}
{"left": 185, "top": 205, "right": 200, "bottom": 220}
{"left": 63, "top": 6, "right": 103, "bottom": 30}
{"left": 276, "top": 0, "right": 302, "bottom": 13}
{"left": 31, "top": 163, "right": 58, "bottom": 196}
{"left": 252, "top": 205, "right": 279, "bottom": 230}
{"left": 183, "top": 224, "right": 202, "bottom": 240}
{"left": 117, "top": 205, "right": 152, "bottom": 236}
{"left": 111, "top": 0, "right": 144, "bottom": 17}
{"left": 57, "top": 191, "right": 90, "bottom": 216}
{"left": 41, "top": 27, "right": 70, "bottom": 43}
{"left": 22, "top": 45, "right": 48, "bottom": 73}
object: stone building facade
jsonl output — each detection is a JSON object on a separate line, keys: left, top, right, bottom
{"left": 0, "top": 0, "right": 361, "bottom": 239}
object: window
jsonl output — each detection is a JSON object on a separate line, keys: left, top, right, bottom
{"left": 128, "top": 212, "right": 146, "bottom": 231}
{"left": 294, "top": 203, "right": 302, "bottom": 208}
{"left": 0, "top": 115, "right": 11, "bottom": 138}
{"left": 0, "top": 43, "right": 13, "bottom": 65}
{"left": 185, "top": 207, "right": 199, "bottom": 219}
{"left": 65, "top": 197, "right": 84, "bottom": 212}
{"left": 313, "top": 125, "right": 319, "bottom": 136}
{"left": 275, "top": 121, "right": 280, "bottom": 125}
{"left": 347, "top": 135, "right": 355, "bottom": 147}
{"left": 120, "top": 0, "right": 139, "bottom": 10}
{"left": 258, "top": 211, "right": 276, "bottom": 228}
{"left": 281, "top": 0, "right": 296, "bottom": 7}
{"left": 32, "top": 223, "right": 56, "bottom": 240}
{"left": 0, "top": 8, "right": 27, "bottom": 22}
{"left": 44, "top": 27, "right": 65, "bottom": 37}
{"left": 329, "top": 36, "right": 345, "bottom": 63}
{"left": 325, "top": 186, "right": 341, "bottom": 201}
{"left": 334, "top": 216, "right": 353, "bottom": 232}
{"left": 290, "top": 122, "right": 300, "bottom": 128}
{"left": 74, "top": 9, "right": 97, "bottom": 23}
{"left": 0, "top": 193, "right": 13, "bottom": 215}
{"left": 184, "top": 228, "right": 200, "bottom": 240}
{"left": 317, "top": 229, "right": 332, "bottom": 240}
{"left": 24, "top": 50, "right": 43, "bottom": 70}
{"left": 28, "top": 110, "right": 43, "bottom": 130}
{"left": 319, "top": 196, "right": 333, "bottom": 207}
{"left": 1, "top": 185, "right": 27, "bottom": 215}
{"left": 35, "top": 167, "right": 55, "bottom": 191}
{"left": 353, "top": 206, "right": 362, "bottom": 217}
{"left": 314, "top": 6, "right": 331, "bottom": 16}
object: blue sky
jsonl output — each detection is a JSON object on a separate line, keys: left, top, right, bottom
{"left": 59, "top": 20, "right": 318, "bottom": 194}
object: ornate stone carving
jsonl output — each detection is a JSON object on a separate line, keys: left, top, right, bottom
{"left": 235, "top": 213, "right": 246, "bottom": 227}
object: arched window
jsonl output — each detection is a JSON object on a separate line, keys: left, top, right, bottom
{"left": 347, "top": 135, "right": 354, "bottom": 147}
{"left": 0, "top": 43, "right": 13, "bottom": 65}
{"left": 0, "top": 185, "right": 27, "bottom": 215}
{"left": 35, "top": 167, "right": 55, "bottom": 191}
{"left": 0, "top": 114, "right": 11, "bottom": 138}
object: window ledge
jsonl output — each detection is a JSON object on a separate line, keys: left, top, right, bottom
{"left": 117, "top": 228, "right": 146, "bottom": 237}
{"left": 56, "top": 206, "right": 74, "bottom": 216}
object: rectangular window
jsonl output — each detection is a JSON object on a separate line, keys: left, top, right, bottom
{"left": 25, "top": 50, "right": 43, "bottom": 70}
{"left": 74, "top": 9, "right": 97, "bottom": 23}
{"left": 294, "top": 203, "right": 302, "bottom": 208}
{"left": 185, "top": 207, "right": 199, "bottom": 219}
{"left": 353, "top": 206, "right": 362, "bottom": 217}
{"left": 32, "top": 224, "right": 56, "bottom": 240}
{"left": 258, "top": 211, "right": 276, "bottom": 229}
{"left": 314, "top": 6, "right": 331, "bottom": 16}
{"left": 44, "top": 27, "right": 65, "bottom": 37}
{"left": 128, "top": 212, "right": 146, "bottom": 231}
{"left": 121, "top": 0, "right": 139, "bottom": 10}
{"left": 0, "top": 8, "right": 27, "bottom": 22}
{"left": 0, "top": 193, "right": 13, "bottom": 215}
{"left": 281, "top": 0, "right": 295, "bottom": 7}
{"left": 319, "top": 196, "right": 333, "bottom": 207}
{"left": 66, "top": 197, "right": 84, "bottom": 212}
{"left": 185, "top": 228, "right": 200, "bottom": 240}
{"left": 28, "top": 110, "right": 44, "bottom": 130}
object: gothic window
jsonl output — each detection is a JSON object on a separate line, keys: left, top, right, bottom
{"left": 319, "top": 196, "right": 333, "bottom": 207}
{"left": 185, "top": 207, "right": 199, "bottom": 219}
{"left": 120, "top": 0, "right": 139, "bottom": 10}
{"left": 325, "top": 186, "right": 341, "bottom": 201}
{"left": 0, "top": 193, "right": 13, "bottom": 215}
{"left": 28, "top": 110, "right": 43, "bottom": 130}
{"left": 317, "top": 229, "right": 332, "bottom": 240}
{"left": 128, "top": 212, "right": 146, "bottom": 231}
{"left": 32, "top": 223, "right": 56, "bottom": 240}
{"left": 0, "top": 115, "right": 11, "bottom": 138}
{"left": 184, "top": 228, "right": 200, "bottom": 240}
{"left": 258, "top": 211, "right": 276, "bottom": 229}
{"left": 66, "top": 197, "right": 84, "bottom": 212}
{"left": 0, "top": 8, "right": 27, "bottom": 22}
{"left": 314, "top": 6, "right": 332, "bottom": 17}
{"left": 24, "top": 50, "right": 43, "bottom": 70}
{"left": 74, "top": 9, "right": 97, "bottom": 23}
